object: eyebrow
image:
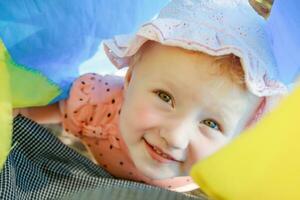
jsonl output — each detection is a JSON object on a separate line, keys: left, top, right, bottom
{"left": 160, "top": 78, "right": 191, "bottom": 96}
{"left": 161, "top": 79, "right": 182, "bottom": 90}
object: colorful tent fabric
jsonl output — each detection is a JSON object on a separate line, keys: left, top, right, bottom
{"left": 0, "top": 0, "right": 169, "bottom": 169}
{"left": 0, "top": 41, "right": 12, "bottom": 168}
{"left": 0, "top": 0, "right": 169, "bottom": 105}
{"left": 266, "top": 0, "right": 300, "bottom": 85}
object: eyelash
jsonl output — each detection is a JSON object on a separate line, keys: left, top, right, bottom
{"left": 154, "top": 90, "right": 174, "bottom": 107}
{"left": 200, "top": 119, "right": 222, "bottom": 131}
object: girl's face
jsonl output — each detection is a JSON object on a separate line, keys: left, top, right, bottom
{"left": 119, "top": 43, "right": 260, "bottom": 179}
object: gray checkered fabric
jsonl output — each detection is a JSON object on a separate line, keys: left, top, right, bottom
{"left": 0, "top": 115, "right": 206, "bottom": 200}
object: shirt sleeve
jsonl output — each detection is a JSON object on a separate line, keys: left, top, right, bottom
{"left": 59, "top": 73, "right": 113, "bottom": 138}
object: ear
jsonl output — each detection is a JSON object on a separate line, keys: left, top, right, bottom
{"left": 124, "top": 66, "right": 134, "bottom": 92}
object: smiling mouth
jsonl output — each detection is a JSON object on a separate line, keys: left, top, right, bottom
{"left": 143, "top": 138, "right": 180, "bottom": 163}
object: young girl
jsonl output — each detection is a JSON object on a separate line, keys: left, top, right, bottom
{"left": 17, "top": 0, "right": 287, "bottom": 192}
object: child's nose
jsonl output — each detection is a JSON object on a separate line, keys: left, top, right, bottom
{"left": 160, "top": 122, "right": 191, "bottom": 150}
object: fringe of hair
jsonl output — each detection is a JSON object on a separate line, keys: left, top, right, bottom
{"left": 129, "top": 41, "right": 246, "bottom": 88}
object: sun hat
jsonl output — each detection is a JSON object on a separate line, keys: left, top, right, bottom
{"left": 103, "top": 0, "right": 287, "bottom": 97}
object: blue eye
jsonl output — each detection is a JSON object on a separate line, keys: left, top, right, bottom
{"left": 156, "top": 90, "right": 173, "bottom": 106}
{"left": 201, "top": 119, "right": 220, "bottom": 131}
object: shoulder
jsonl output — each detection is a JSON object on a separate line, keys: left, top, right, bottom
{"left": 71, "top": 73, "right": 124, "bottom": 104}
{"left": 59, "top": 73, "right": 124, "bottom": 137}
{"left": 73, "top": 73, "right": 124, "bottom": 91}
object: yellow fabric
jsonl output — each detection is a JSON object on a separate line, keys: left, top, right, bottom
{"left": 0, "top": 41, "right": 12, "bottom": 170}
{"left": 0, "top": 38, "right": 60, "bottom": 169}
{"left": 191, "top": 85, "right": 300, "bottom": 200}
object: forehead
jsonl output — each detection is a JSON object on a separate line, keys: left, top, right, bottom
{"left": 136, "top": 42, "right": 217, "bottom": 76}
{"left": 134, "top": 43, "right": 241, "bottom": 93}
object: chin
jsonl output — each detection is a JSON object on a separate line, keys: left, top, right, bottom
{"left": 137, "top": 164, "right": 176, "bottom": 179}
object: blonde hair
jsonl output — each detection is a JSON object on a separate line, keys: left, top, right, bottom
{"left": 212, "top": 54, "right": 246, "bottom": 88}
{"left": 129, "top": 41, "right": 245, "bottom": 89}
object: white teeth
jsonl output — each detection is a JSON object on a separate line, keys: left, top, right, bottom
{"left": 152, "top": 146, "right": 161, "bottom": 154}
{"left": 152, "top": 146, "right": 171, "bottom": 159}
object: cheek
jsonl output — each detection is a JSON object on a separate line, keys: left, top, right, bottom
{"left": 121, "top": 98, "right": 162, "bottom": 132}
{"left": 134, "top": 102, "right": 162, "bottom": 128}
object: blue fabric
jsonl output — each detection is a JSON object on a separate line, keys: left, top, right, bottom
{"left": 266, "top": 0, "right": 300, "bottom": 85}
{"left": 0, "top": 0, "right": 169, "bottom": 102}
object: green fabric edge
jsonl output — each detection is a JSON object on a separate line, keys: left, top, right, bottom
{"left": 0, "top": 38, "right": 61, "bottom": 169}
{"left": 4, "top": 45, "right": 61, "bottom": 108}
{"left": 0, "top": 40, "right": 13, "bottom": 170}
